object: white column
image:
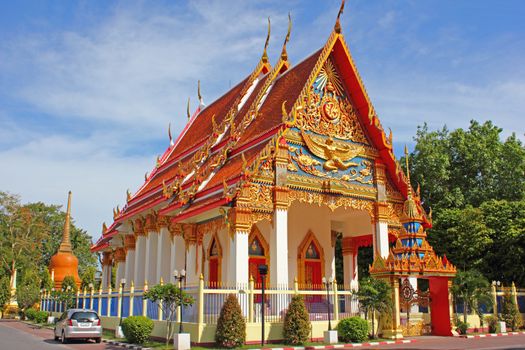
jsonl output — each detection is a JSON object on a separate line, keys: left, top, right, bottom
{"left": 144, "top": 231, "right": 159, "bottom": 285}
{"left": 156, "top": 228, "right": 171, "bottom": 283}
{"left": 134, "top": 235, "right": 147, "bottom": 288}
{"left": 270, "top": 208, "right": 289, "bottom": 287}
{"left": 408, "top": 276, "right": 419, "bottom": 314}
{"left": 170, "top": 235, "right": 185, "bottom": 283}
{"left": 375, "top": 221, "right": 389, "bottom": 258}
{"left": 343, "top": 252, "right": 359, "bottom": 290}
{"left": 229, "top": 231, "right": 249, "bottom": 287}
{"left": 115, "top": 261, "right": 125, "bottom": 285}
{"left": 125, "top": 249, "right": 135, "bottom": 285}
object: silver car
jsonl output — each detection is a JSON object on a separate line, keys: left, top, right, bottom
{"left": 53, "top": 309, "right": 102, "bottom": 344}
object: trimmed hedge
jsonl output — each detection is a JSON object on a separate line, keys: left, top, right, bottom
{"left": 485, "top": 315, "right": 498, "bottom": 333}
{"left": 215, "top": 294, "right": 246, "bottom": 348}
{"left": 25, "top": 308, "right": 37, "bottom": 321}
{"left": 121, "top": 316, "right": 154, "bottom": 344}
{"left": 283, "top": 295, "right": 311, "bottom": 345}
{"left": 337, "top": 316, "right": 368, "bottom": 343}
{"left": 34, "top": 311, "right": 48, "bottom": 324}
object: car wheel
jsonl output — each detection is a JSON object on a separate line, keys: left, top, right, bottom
{"left": 95, "top": 337, "right": 102, "bottom": 343}
{"left": 61, "top": 331, "right": 68, "bottom": 344}
{"left": 53, "top": 328, "right": 59, "bottom": 341}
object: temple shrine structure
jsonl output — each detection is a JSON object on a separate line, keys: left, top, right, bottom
{"left": 91, "top": 3, "right": 456, "bottom": 341}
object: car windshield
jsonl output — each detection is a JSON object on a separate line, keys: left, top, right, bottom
{"left": 70, "top": 312, "right": 98, "bottom": 322}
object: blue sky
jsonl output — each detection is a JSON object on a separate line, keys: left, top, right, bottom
{"left": 1, "top": 0, "right": 524, "bottom": 241}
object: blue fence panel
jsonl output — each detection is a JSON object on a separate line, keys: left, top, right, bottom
{"left": 518, "top": 295, "right": 525, "bottom": 313}
{"left": 122, "top": 296, "right": 130, "bottom": 318}
{"left": 101, "top": 297, "right": 108, "bottom": 316}
{"left": 110, "top": 296, "right": 118, "bottom": 317}
{"left": 92, "top": 298, "right": 99, "bottom": 312}
{"left": 147, "top": 300, "right": 158, "bottom": 320}
{"left": 133, "top": 295, "right": 143, "bottom": 316}
{"left": 497, "top": 296, "right": 503, "bottom": 313}
{"left": 78, "top": 297, "right": 83, "bottom": 309}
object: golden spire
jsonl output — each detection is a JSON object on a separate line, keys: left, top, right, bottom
{"left": 262, "top": 17, "right": 271, "bottom": 63}
{"left": 280, "top": 13, "right": 292, "bottom": 61}
{"left": 334, "top": 0, "right": 345, "bottom": 34}
{"left": 403, "top": 145, "right": 419, "bottom": 220}
{"left": 59, "top": 191, "right": 73, "bottom": 253}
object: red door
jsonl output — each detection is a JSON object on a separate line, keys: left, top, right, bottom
{"left": 249, "top": 257, "right": 267, "bottom": 302}
{"left": 209, "top": 258, "right": 219, "bottom": 288}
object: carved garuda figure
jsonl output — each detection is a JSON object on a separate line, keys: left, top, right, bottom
{"left": 301, "top": 130, "right": 363, "bottom": 172}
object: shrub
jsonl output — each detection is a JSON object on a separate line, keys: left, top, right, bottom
{"left": 34, "top": 311, "right": 48, "bottom": 324}
{"left": 215, "top": 294, "right": 246, "bottom": 348}
{"left": 500, "top": 289, "right": 522, "bottom": 331}
{"left": 121, "top": 316, "right": 154, "bottom": 345}
{"left": 456, "top": 320, "right": 468, "bottom": 335}
{"left": 485, "top": 315, "right": 498, "bottom": 333}
{"left": 283, "top": 295, "right": 311, "bottom": 345}
{"left": 25, "top": 308, "right": 37, "bottom": 321}
{"left": 337, "top": 317, "right": 368, "bottom": 343}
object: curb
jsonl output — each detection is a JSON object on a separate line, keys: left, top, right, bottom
{"left": 246, "top": 339, "right": 417, "bottom": 350}
{"left": 464, "top": 331, "right": 525, "bottom": 339}
{"left": 102, "top": 338, "right": 152, "bottom": 350}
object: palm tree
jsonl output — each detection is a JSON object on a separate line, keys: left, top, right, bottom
{"left": 451, "top": 270, "right": 492, "bottom": 324}
{"left": 356, "top": 278, "right": 392, "bottom": 338}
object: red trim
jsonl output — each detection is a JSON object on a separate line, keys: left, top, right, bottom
{"left": 168, "top": 197, "right": 231, "bottom": 223}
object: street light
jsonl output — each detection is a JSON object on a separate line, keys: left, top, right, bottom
{"left": 258, "top": 264, "right": 268, "bottom": 346}
{"left": 322, "top": 277, "right": 334, "bottom": 331}
{"left": 173, "top": 269, "right": 186, "bottom": 333}
{"left": 119, "top": 278, "right": 126, "bottom": 326}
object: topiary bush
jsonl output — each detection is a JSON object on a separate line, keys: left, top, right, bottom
{"left": 485, "top": 315, "right": 498, "bottom": 333}
{"left": 283, "top": 295, "right": 311, "bottom": 345}
{"left": 455, "top": 320, "right": 469, "bottom": 335}
{"left": 121, "top": 316, "right": 154, "bottom": 344}
{"left": 337, "top": 316, "right": 368, "bottom": 343}
{"left": 25, "top": 308, "right": 37, "bottom": 321}
{"left": 215, "top": 294, "right": 246, "bottom": 348}
{"left": 34, "top": 311, "right": 48, "bottom": 324}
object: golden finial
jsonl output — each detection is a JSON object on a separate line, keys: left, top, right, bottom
{"left": 388, "top": 128, "right": 393, "bottom": 145}
{"left": 159, "top": 277, "right": 164, "bottom": 285}
{"left": 262, "top": 17, "right": 271, "bottom": 63}
{"left": 281, "top": 100, "right": 288, "bottom": 123}
{"left": 102, "top": 222, "right": 108, "bottom": 233}
{"left": 144, "top": 171, "right": 149, "bottom": 181}
{"left": 59, "top": 191, "right": 73, "bottom": 253}
{"left": 211, "top": 114, "right": 218, "bottom": 133}
{"left": 186, "top": 97, "right": 191, "bottom": 120}
{"left": 404, "top": 145, "right": 412, "bottom": 198}
{"left": 126, "top": 189, "right": 131, "bottom": 202}
{"left": 335, "top": 0, "right": 345, "bottom": 34}
{"left": 281, "top": 13, "right": 292, "bottom": 61}
{"left": 168, "top": 123, "right": 173, "bottom": 146}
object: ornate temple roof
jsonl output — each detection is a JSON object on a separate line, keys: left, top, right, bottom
{"left": 92, "top": 6, "right": 430, "bottom": 252}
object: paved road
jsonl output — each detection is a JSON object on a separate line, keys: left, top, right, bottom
{"left": 362, "top": 334, "right": 525, "bottom": 350}
{"left": 0, "top": 321, "right": 120, "bottom": 350}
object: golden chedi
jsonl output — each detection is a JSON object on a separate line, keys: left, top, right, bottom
{"left": 49, "top": 191, "right": 81, "bottom": 289}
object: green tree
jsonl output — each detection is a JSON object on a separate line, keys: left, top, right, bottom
{"left": 80, "top": 266, "right": 98, "bottom": 290}
{"left": 356, "top": 278, "right": 392, "bottom": 338}
{"left": 16, "top": 269, "right": 42, "bottom": 311}
{"left": 143, "top": 283, "right": 195, "bottom": 346}
{"left": 451, "top": 270, "right": 491, "bottom": 324}
{"left": 0, "top": 276, "right": 10, "bottom": 312}
{"left": 58, "top": 276, "right": 79, "bottom": 309}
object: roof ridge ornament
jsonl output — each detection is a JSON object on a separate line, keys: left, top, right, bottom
{"left": 198, "top": 80, "right": 205, "bottom": 108}
{"left": 186, "top": 97, "right": 191, "bottom": 120}
{"left": 334, "top": 0, "right": 345, "bottom": 34}
{"left": 280, "top": 12, "right": 292, "bottom": 61}
{"left": 168, "top": 123, "right": 174, "bottom": 146}
{"left": 262, "top": 17, "right": 271, "bottom": 63}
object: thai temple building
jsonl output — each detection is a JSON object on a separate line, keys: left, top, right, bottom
{"left": 49, "top": 191, "right": 81, "bottom": 289}
{"left": 89, "top": 3, "right": 456, "bottom": 341}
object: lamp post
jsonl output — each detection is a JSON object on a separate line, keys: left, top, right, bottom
{"left": 173, "top": 269, "right": 186, "bottom": 333}
{"left": 322, "top": 277, "right": 333, "bottom": 331}
{"left": 119, "top": 278, "right": 126, "bottom": 326}
{"left": 492, "top": 280, "right": 501, "bottom": 314}
{"left": 258, "top": 264, "right": 268, "bottom": 346}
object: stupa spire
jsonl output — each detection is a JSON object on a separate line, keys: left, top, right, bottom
{"left": 59, "top": 191, "right": 73, "bottom": 253}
